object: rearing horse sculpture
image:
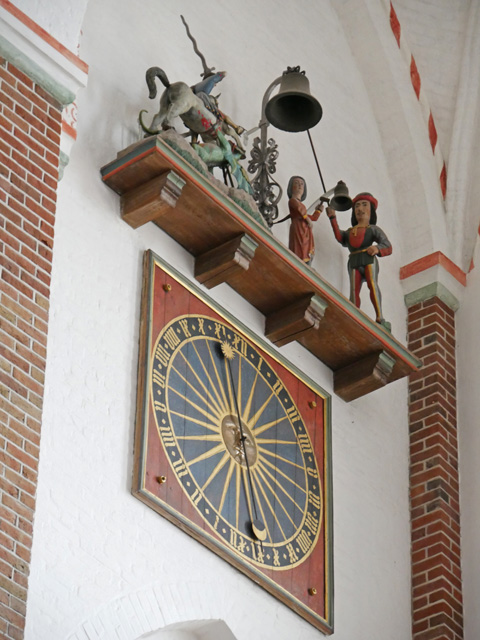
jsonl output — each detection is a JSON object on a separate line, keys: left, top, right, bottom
{"left": 139, "top": 67, "right": 252, "bottom": 195}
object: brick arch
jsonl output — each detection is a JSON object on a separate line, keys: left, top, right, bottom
{"left": 66, "top": 581, "right": 246, "bottom": 640}
{"left": 137, "top": 620, "right": 237, "bottom": 640}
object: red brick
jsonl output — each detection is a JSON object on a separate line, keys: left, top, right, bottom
{"left": 0, "top": 319, "right": 30, "bottom": 351}
{"left": 15, "top": 345, "right": 45, "bottom": 373}
{"left": 15, "top": 128, "right": 45, "bottom": 159}
{"left": 32, "top": 105, "right": 61, "bottom": 136}
{"left": 30, "top": 126, "right": 59, "bottom": 156}
{"left": 0, "top": 113, "right": 14, "bottom": 134}
{"left": 1, "top": 85, "right": 31, "bottom": 115}
{"left": 35, "top": 85, "right": 61, "bottom": 110}
{"left": 11, "top": 150, "right": 43, "bottom": 181}
{"left": 0, "top": 128, "right": 28, "bottom": 159}
{"left": 413, "top": 625, "right": 457, "bottom": 640}
{"left": 31, "top": 339, "right": 46, "bottom": 361}
{"left": 5, "top": 438, "right": 38, "bottom": 471}
{"left": 6, "top": 65, "right": 33, "bottom": 90}
{"left": 0, "top": 371, "right": 28, "bottom": 400}
{"left": 0, "top": 92, "right": 14, "bottom": 113}
{"left": 1, "top": 273, "right": 34, "bottom": 303}
{"left": 5, "top": 419, "right": 40, "bottom": 449}
{"left": 10, "top": 174, "right": 42, "bottom": 205}
{"left": 15, "top": 104, "right": 46, "bottom": 136}
{"left": 41, "top": 194, "right": 57, "bottom": 215}
{"left": 0, "top": 257, "right": 21, "bottom": 283}
{"left": 12, "top": 369, "right": 43, "bottom": 398}
{"left": 7, "top": 199, "right": 42, "bottom": 233}
{"left": 413, "top": 577, "right": 452, "bottom": 600}
{"left": 408, "top": 298, "right": 462, "bottom": 638}
{"left": 28, "top": 149, "right": 58, "bottom": 179}
{"left": 4, "top": 220, "right": 38, "bottom": 253}
{"left": 0, "top": 151, "right": 27, "bottom": 180}
{"left": 23, "top": 197, "right": 55, "bottom": 229}
{"left": 7, "top": 622, "right": 26, "bottom": 640}
{"left": 45, "top": 149, "right": 58, "bottom": 168}
{"left": 0, "top": 330, "right": 16, "bottom": 353}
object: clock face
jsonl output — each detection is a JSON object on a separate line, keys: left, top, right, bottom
{"left": 151, "top": 314, "right": 322, "bottom": 569}
{"left": 133, "top": 253, "right": 333, "bottom": 634}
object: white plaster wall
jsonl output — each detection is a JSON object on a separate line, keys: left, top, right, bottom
{"left": 457, "top": 245, "right": 480, "bottom": 640}
{"left": 393, "top": 0, "right": 470, "bottom": 160}
{"left": 25, "top": 1, "right": 412, "bottom": 638}
{"left": 12, "top": 0, "right": 87, "bottom": 54}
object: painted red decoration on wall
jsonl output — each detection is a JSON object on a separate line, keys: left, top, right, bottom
{"left": 410, "top": 55, "right": 421, "bottom": 99}
{"left": 428, "top": 112, "right": 438, "bottom": 152}
{"left": 389, "top": 2, "right": 401, "bottom": 47}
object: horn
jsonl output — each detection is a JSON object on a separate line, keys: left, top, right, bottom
{"left": 329, "top": 181, "right": 353, "bottom": 211}
{"left": 265, "top": 67, "right": 322, "bottom": 132}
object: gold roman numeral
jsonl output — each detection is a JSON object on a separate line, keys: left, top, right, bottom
{"left": 163, "top": 327, "right": 180, "bottom": 349}
{"left": 155, "top": 343, "right": 170, "bottom": 367}
{"left": 296, "top": 529, "right": 311, "bottom": 554}
{"left": 172, "top": 458, "right": 188, "bottom": 478}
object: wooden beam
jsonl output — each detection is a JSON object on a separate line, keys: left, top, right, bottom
{"left": 265, "top": 295, "right": 328, "bottom": 347}
{"left": 121, "top": 170, "right": 185, "bottom": 228}
{"left": 334, "top": 351, "right": 396, "bottom": 402}
{"left": 194, "top": 234, "right": 258, "bottom": 289}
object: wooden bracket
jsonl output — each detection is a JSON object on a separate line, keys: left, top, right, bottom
{"left": 265, "top": 294, "right": 328, "bottom": 347}
{"left": 194, "top": 234, "right": 258, "bottom": 289}
{"left": 334, "top": 350, "right": 396, "bottom": 402}
{"left": 121, "top": 170, "right": 186, "bottom": 228}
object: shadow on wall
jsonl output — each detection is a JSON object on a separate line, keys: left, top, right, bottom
{"left": 137, "top": 619, "right": 238, "bottom": 640}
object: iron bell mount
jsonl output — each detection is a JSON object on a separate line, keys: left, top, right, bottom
{"left": 247, "top": 67, "right": 323, "bottom": 227}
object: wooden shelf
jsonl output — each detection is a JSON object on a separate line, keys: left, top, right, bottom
{"left": 101, "top": 134, "right": 422, "bottom": 401}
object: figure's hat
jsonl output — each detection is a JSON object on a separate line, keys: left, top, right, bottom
{"left": 352, "top": 192, "right": 378, "bottom": 210}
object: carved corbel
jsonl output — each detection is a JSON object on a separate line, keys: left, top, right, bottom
{"left": 334, "top": 350, "right": 396, "bottom": 402}
{"left": 265, "top": 294, "right": 328, "bottom": 347}
{"left": 194, "top": 234, "right": 258, "bottom": 289}
{"left": 121, "top": 170, "right": 186, "bottom": 228}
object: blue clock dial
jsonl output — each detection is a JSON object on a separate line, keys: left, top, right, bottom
{"left": 151, "top": 314, "right": 322, "bottom": 569}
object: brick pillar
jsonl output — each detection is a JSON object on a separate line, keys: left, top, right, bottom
{"left": 407, "top": 297, "right": 463, "bottom": 640}
{"left": 0, "top": 58, "right": 62, "bottom": 639}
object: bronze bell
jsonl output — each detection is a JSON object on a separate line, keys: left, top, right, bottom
{"left": 265, "top": 67, "right": 322, "bottom": 132}
{"left": 329, "top": 180, "right": 353, "bottom": 211}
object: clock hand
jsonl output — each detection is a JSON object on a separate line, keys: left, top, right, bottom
{"left": 221, "top": 341, "right": 266, "bottom": 542}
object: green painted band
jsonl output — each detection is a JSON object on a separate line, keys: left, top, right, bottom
{"left": 0, "top": 37, "right": 75, "bottom": 105}
{"left": 404, "top": 282, "right": 459, "bottom": 311}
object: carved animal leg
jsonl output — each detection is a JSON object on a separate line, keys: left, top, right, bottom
{"left": 150, "top": 112, "right": 165, "bottom": 131}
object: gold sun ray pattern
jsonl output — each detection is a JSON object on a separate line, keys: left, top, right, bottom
{"left": 150, "top": 315, "right": 322, "bottom": 570}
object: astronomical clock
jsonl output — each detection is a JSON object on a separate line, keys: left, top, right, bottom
{"left": 132, "top": 251, "right": 333, "bottom": 633}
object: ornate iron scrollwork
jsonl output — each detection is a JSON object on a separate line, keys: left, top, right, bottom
{"left": 248, "top": 136, "right": 283, "bottom": 227}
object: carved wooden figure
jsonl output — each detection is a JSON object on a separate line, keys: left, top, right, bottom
{"left": 287, "top": 176, "right": 323, "bottom": 265}
{"left": 326, "top": 192, "right": 392, "bottom": 329}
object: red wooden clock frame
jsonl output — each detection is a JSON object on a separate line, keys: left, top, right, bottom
{"left": 132, "top": 250, "right": 334, "bottom": 633}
